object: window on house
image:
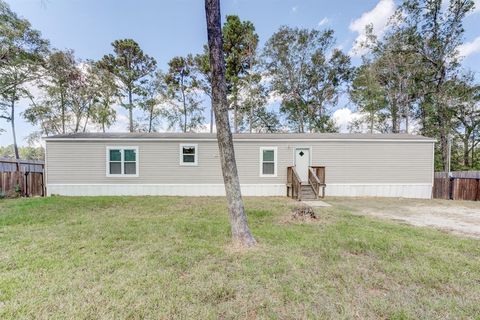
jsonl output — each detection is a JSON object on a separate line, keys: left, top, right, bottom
{"left": 180, "top": 144, "right": 198, "bottom": 165}
{"left": 260, "top": 147, "right": 277, "bottom": 177}
{"left": 107, "top": 147, "right": 138, "bottom": 176}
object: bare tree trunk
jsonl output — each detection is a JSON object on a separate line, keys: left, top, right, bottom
{"left": 10, "top": 98, "right": 20, "bottom": 172}
{"left": 210, "top": 106, "right": 214, "bottom": 133}
{"left": 149, "top": 107, "right": 153, "bottom": 133}
{"left": 249, "top": 106, "right": 253, "bottom": 133}
{"left": 472, "top": 130, "right": 476, "bottom": 166}
{"left": 83, "top": 112, "right": 90, "bottom": 132}
{"left": 370, "top": 111, "right": 374, "bottom": 134}
{"left": 205, "top": 0, "right": 256, "bottom": 247}
{"left": 439, "top": 129, "right": 449, "bottom": 172}
{"left": 463, "top": 137, "right": 469, "bottom": 167}
{"left": 10, "top": 96, "right": 22, "bottom": 195}
{"left": 181, "top": 75, "right": 187, "bottom": 132}
{"left": 405, "top": 111, "right": 409, "bottom": 134}
{"left": 128, "top": 88, "right": 134, "bottom": 132}
{"left": 233, "top": 95, "right": 238, "bottom": 133}
{"left": 61, "top": 91, "right": 65, "bottom": 134}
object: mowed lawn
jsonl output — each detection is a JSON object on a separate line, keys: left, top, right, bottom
{"left": 1, "top": 197, "right": 479, "bottom": 319}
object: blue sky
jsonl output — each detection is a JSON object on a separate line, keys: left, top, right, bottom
{"left": 2, "top": 0, "right": 480, "bottom": 146}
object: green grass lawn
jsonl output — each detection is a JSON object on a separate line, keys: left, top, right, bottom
{"left": 0, "top": 196, "right": 479, "bottom": 319}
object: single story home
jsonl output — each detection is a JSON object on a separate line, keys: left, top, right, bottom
{"left": 44, "top": 132, "right": 435, "bottom": 199}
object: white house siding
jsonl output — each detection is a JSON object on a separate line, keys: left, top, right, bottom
{"left": 45, "top": 138, "right": 434, "bottom": 198}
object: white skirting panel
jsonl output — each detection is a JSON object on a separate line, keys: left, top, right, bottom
{"left": 46, "top": 184, "right": 286, "bottom": 197}
{"left": 47, "top": 183, "right": 432, "bottom": 199}
{"left": 325, "top": 183, "right": 432, "bottom": 199}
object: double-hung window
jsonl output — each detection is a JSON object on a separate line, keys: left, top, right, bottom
{"left": 260, "top": 147, "right": 277, "bottom": 177}
{"left": 106, "top": 147, "right": 139, "bottom": 177}
{"left": 180, "top": 144, "right": 198, "bottom": 166}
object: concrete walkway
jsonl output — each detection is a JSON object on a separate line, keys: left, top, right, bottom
{"left": 302, "top": 200, "right": 332, "bottom": 207}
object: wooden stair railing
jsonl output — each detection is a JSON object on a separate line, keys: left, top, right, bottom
{"left": 309, "top": 166, "right": 326, "bottom": 198}
{"left": 287, "top": 166, "right": 303, "bottom": 200}
{"left": 308, "top": 168, "right": 321, "bottom": 199}
{"left": 287, "top": 165, "right": 326, "bottom": 200}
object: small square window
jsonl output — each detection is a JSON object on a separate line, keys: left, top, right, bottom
{"left": 180, "top": 144, "right": 197, "bottom": 165}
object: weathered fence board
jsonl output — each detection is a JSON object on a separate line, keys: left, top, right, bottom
{"left": 0, "top": 172, "right": 44, "bottom": 197}
{"left": 452, "top": 178, "right": 478, "bottom": 201}
{"left": 0, "top": 159, "right": 45, "bottom": 197}
{"left": 432, "top": 177, "right": 450, "bottom": 199}
{"left": 433, "top": 171, "right": 480, "bottom": 201}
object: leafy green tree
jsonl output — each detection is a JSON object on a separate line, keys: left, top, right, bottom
{"left": 24, "top": 50, "right": 79, "bottom": 135}
{"left": 193, "top": 46, "right": 214, "bottom": 132}
{"left": 263, "top": 27, "right": 352, "bottom": 132}
{"left": 0, "top": 144, "right": 44, "bottom": 160}
{"left": 138, "top": 74, "right": 162, "bottom": 132}
{"left": 69, "top": 61, "right": 101, "bottom": 132}
{"left": 449, "top": 73, "right": 480, "bottom": 168}
{"left": 349, "top": 61, "right": 388, "bottom": 133}
{"left": 393, "top": 0, "right": 475, "bottom": 170}
{"left": 0, "top": 0, "right": 48, "bottom": 163}
{"left": 237, "top": 72, "right": 279, "bottom": 132}
{"left": 359, "top": 27, "right": 421, "bottom": 133}
{"left": 223, "top": 15, "right": 259, "bottom": 132}
{"left": 90, "top": 66, "right": 118, "bottom": 132}
{"left": 98, "top": 39, "right": 156, "bottom": 132}
{"left": 159, "top": 56, "right": 204, "bottom": 132}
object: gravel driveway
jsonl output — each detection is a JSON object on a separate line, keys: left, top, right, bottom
{"left": 329, "top": 197, "right": 480, "bottom": 239}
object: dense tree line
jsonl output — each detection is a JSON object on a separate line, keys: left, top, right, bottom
{"left": 0, "top": 0, "right": 479, "bottom": 171}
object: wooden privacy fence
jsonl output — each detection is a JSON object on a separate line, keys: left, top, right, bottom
{"left": 0, "top": 158, "right": 45, "bottom": 197}
{"left": 433, "top": 171, "right": 480, "bottom": 201}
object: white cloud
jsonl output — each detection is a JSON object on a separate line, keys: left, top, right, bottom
{"left": 457, "top": 36, "right": 480, "bottom": 58}
{"left": 332, "top": 108, "right": 361, "bottom": 133}
{"left": 349, "top": 0, "right": 396, "bottom": 57}
{"left": 318, "top": 17, "right": 330, "bottom": 27}
{"left": 291, "top": 6, "right": 298, "bottom": 13}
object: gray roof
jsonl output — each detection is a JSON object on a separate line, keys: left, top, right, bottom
{"left": 44, "top": 132, "right": 435, "bottom": 141}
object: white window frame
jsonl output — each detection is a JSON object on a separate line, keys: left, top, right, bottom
{"left": 106, "top": 146, "right": 139, "bottom": 177}
{"left": 259, "top": 146, "right": 277, "bottom": 177}
{"left": 179, "top": 143, "right": 198, "bottom": 166}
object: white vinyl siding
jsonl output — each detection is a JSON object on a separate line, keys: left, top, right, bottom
{"left": 106, "top": 146, "right": 139, "bottom": 177}
{"left": 47, "top": 140, "right": 433, "bottom": 185}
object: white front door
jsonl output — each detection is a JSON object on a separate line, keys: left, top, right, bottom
{"left": 294, "top": 148, "right": 310, "bottom": 182}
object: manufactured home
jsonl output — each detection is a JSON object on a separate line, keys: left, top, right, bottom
{"left": 44, "top": 132, "right": 435, "bottom": 199}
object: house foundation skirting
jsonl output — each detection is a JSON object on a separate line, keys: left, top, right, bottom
{"left": 46, "top": 184, "right": 286, "bottom": 197}
{"left": 326, "top": 183, "right": 432, "bottom": 199}
{"left": 47, "top": 183, "right": 432, "bottom": 199}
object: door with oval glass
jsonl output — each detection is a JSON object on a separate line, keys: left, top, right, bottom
{"left": 294, "top": 148, "right": 310, "bottom": 182}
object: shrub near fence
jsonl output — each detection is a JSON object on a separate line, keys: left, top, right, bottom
{"left": 433, "top": 172, "right": 480, "bottom": 201}
{"left": 0, "top": 158, "right": 45, "bottom": 197}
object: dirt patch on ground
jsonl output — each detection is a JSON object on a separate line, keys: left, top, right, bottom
{"left": 331, "top": 198, "right": 480, "bottom": 239}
